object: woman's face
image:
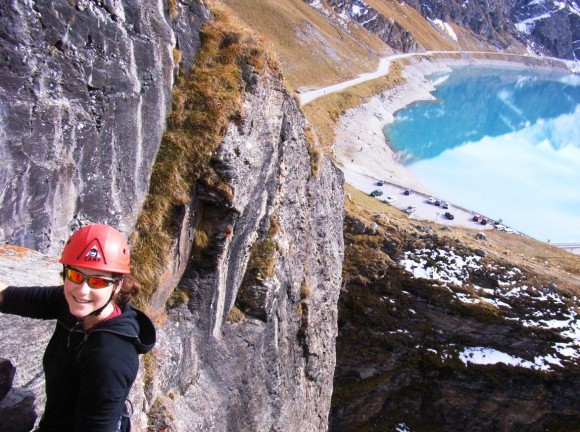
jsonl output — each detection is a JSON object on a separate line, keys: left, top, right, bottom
{"left": 63, "top": 266, "right": 119, "bottom": 318}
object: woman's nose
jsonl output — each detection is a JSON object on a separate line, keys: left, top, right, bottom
{"left": 75, "top": 281, "right": 92, "bottom": 294}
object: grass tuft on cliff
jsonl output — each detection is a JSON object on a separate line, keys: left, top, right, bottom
{"left": 130, "top": 5, "right": 275, "bottom": 306}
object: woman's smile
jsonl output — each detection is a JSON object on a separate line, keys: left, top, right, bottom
{"left": 64, "top": 265, "right": 117, "bottom": 319}
{"left": 71, "top": 295, "right": 93, "bottom": 304}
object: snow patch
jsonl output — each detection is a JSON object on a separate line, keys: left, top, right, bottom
{"left": 400, "top": 246, "right": 580, "bottom": 370}
{"left": 400, "top": 248, "right": 482, "bottom": 287}
{"left": 430, "top": 19, "right": 458, "bottom": 42}
{"left": 459, "top": 347, "right": 559, "bottom": 371}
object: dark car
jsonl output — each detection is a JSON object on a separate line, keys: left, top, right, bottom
{"left": 370, "top": 190, "right": 383, "bottom": 197}
{"left": 480, "top": 218, "right": 488, "bottom": 225}
{"left": 444, "top": 212, "right": 455, "bottom": 220}
{"left": 404, "top": 189, "right": 412, "bottom": 195}
{"left": 435, "top": 199, "right": 442, "bottom": 206}
{"left": 376, "top": 181, "right": 384, "bottom": 186}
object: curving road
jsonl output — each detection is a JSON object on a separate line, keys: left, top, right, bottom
{"left": 298, "top": 50, "right": 572, "bottom": 106}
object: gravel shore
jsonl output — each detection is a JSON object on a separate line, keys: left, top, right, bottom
{"left": 332, "top": 57, "right": 558, "bottom": 195}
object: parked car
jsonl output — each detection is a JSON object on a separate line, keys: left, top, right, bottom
{"left": 495, "top": 224, "right": 507, "bottom": 231}
{"left": 480, "top": 218, "right": 488, "bottom": 225}
{"left": 427, "top": 197, "right": 437, "bottom": 204}
{"left": 442, "top": 202, "right": 451, "bottom": 209}
{"left": 444, "top": 212, "right": 455, "bottom": 220}
{"left": 473, "top": 214, "right": 483, "bottom": 222}
{"left": 376, "top": 181, "right": 384, "bottom": 186}
{"left": 370, "top": 190, "right": 383, "bottom": 197}
{"left": 434, "top": 199, "right": 442, "bottom": 206}
{"left": 382, "top": 196, "right": 396, "bottom": 204}
{"left": 404, "top": 206, "right": 416, "bottom": 214}
{"left": 404, "top": 189, "right": 412, "bottom": 195}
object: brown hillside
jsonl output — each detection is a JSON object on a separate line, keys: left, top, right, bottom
{"left": 221, "top": 0, "right": 391, "bottom": 89}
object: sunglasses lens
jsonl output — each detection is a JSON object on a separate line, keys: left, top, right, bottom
{"left": 66, "top": 268, "right": 85, "bottom": 284}
{"left": 87, "top": 277, "right": 111, "bottom": 289}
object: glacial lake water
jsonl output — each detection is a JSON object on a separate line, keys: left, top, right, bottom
{"left": 384, "top": 66, "right": 580, "bottom": 243}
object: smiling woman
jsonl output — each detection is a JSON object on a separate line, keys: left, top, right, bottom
{"left": 0, "top": 224, "right": 156, "bottom": 432}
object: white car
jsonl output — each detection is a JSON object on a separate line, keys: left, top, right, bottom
{"left": 404, "top": 206, "right": 416, "bottom": 214}
{"left": 442, "top": 202, "right": 451, "bottom": 209}
{"left": 427, "top": 197, "right": 437, "bottom": 204}
{"left": 382, "top": 196, "right": 396, "bottom": 204}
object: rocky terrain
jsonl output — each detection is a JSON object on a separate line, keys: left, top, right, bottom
{"left": 306, "top": 0, "right": 580, "bottom": 60}
{"left": 1, "top": 1, "right": 343, "bottom": 431}
{"left": 331, "top": 191, "right": 580, "bottom": 431}
{"left": 0, "top": 0, "right": 206, "bottom": 253}
{"left": 0, "top": 0, "right": 579, "bottom": 431}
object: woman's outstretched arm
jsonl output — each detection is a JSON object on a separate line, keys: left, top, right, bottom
{"left": 0, "top": 281, "right": 7, "bottom": 304}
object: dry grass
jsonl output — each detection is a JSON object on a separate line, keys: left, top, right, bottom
{"left": 365, "top": 0, "right": 456, "bottom": 51}
{"left": 344, "top": 184, "right": 404, "bottom": 218}
{"left": 344, "top": 184, "right": 580, "bottom": 295}
{"left": 304, "top": 124, "right": 323, "bottom": 177}
{"left": 131, "top": 5, "right": 274, "bottom": 304}
{"left": 221, "top": 0, "right": 389, "bottom": 90}
{"left": 300, "top": 281, "right": 313, "bottom": 299}
{"left": 168, "top": 0, "right": 179, "bottom": 20}
{"left": 302, "top": 62, "right": 405, "bottom": 151}
{"left": 226, "top": 305, "right": 246, "bottom": 323}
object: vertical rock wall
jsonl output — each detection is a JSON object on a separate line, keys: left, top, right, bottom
{"left": 0, "top": 2, "right": 345, "bottom": 431}
{"left": 141, "top": 67, "right": 344, "bottom": 431}
{"left": 0, "top": 0, "right": 206, "bottom": 253}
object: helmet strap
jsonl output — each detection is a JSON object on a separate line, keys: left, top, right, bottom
{"left": 87, "top": 291, "right": 115, "bottom": 318}
{"left": 83, "top": 284, "right": 119, "bottom": 320}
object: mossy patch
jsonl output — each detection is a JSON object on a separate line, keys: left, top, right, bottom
{"left": 131, "top": 6, "right": 275, "bottom": 306}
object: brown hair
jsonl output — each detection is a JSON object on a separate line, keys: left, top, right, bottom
{"left": 114, "top": 274, "right": 141, "bottom": 308}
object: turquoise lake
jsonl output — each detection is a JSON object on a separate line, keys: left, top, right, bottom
{"left": 384, "top": 66, "right": 580, "bottom": 243}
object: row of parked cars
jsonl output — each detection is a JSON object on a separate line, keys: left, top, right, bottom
{"left": 426, "top": 196, "right": 451, "bottom": 209}
{"left": 369, "top": 182, "right": 519, "bottom": 234}
{"left": 370, "top": 186, "right": 457, "bottom": 219}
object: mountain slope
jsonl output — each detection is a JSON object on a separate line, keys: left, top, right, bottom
{"left": 221, "top": 0, "right": 390, "bottom": 88}
{"left": 331, "top": 186, "right": 580, "bottom": 431}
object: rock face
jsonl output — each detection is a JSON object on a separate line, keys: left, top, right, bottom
{"left": 308, "top": 0, "right": 580, "bottom": 60}
{"left": 323, "top": 0, "right": 419, "bottom": 52}
{"left": 512, "top": 0, "right": 580, "bottom": 60}
{"left": 0, "top": 3, "right": 344, "bottom": 431}
{"left": 140, "top": 67, "right": 344, "bottom": 431}
{"left": 0, "top": 245, "right": 62, "bottom": 431}
{"left": 330, "top": 215, "right": 580, "bottom": 431}
{"left": 0, "top": 0, "right": 207, "bottom": 253}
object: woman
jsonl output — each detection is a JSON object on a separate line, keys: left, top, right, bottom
{"left": 0, "top": 224, "right": 156, "bottom": 432}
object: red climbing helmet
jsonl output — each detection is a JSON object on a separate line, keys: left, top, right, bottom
{"left": 60, "top": 224, "right": 131, "bottom": 274}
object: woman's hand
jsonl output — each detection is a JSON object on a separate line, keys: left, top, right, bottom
{"left": 0, "top": 281, "right": 7, "bottom": 303}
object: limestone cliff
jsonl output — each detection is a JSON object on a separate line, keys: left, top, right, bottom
{"left": 137, "top": 57, "right": 344, "bottom": 432}
{"left": 0, "top": 1, "right": 344, "bottom": 431}
{"left": 0, "top": 0, "right": 206, "bottom": 253}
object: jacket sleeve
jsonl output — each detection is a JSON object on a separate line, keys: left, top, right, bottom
{"left": 74, "top": 333, "right": 139, "bottom": 432}
{"left": 0, "top": 286, "right": 64, "bottom": 319}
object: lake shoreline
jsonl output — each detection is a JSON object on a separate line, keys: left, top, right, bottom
{"left": 332, "top": 57, "right": 573, "bottom": 195}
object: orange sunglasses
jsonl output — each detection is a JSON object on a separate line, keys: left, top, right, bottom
{"left": 64, "top": 267, "right": 121, "bottom": 289}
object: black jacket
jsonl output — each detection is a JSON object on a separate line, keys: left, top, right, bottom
{"left": 0, "top": 285, "right": 156, "bottom": 432}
